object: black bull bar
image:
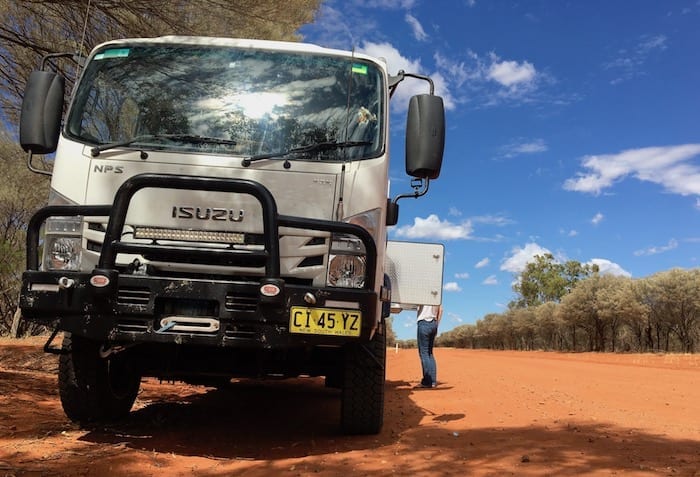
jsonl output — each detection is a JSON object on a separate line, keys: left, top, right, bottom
{"left": 21, "top": 173, "right": 378, "bottom": 344}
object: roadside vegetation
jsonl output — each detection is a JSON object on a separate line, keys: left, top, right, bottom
{"left": 435, "top": 255, "right": 700, "bottom": 353}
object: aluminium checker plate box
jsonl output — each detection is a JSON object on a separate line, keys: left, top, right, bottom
{"left": 384, "top": 241, "right": 444, "bottom": 307}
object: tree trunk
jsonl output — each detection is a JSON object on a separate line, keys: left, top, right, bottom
{"left": 10, "top": 306, "right": 21, "bottom": 338}
{"left": 610, "top": 324, "right": 617, "bottom": 352}
{"left": 645, "top": 324, "right": 653, "bottom": 351}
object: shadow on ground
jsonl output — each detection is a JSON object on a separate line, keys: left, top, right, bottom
{"left": 74, "top": 377, "right": 700, "bottom": 475}
{"left": 79, "top": 378, "right": 421, "bottom": 459}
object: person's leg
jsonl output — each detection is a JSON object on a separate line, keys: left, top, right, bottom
{"left": 426, "top": 321, "right": 438, "bottom": 386}
{"left": 417, "top": 320, "right": 432, "bottom": 386}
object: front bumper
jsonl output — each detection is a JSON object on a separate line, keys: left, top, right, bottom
{"left": 21, "top": 271, "right": 377, "bottom": 347}
{"left": 21, "top": 173, "right": 378, "bottom": 348}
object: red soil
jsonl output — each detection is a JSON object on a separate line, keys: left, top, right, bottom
{"left": 1, "top": 337, "right": 698, "bottom": 476}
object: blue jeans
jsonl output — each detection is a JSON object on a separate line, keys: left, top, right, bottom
{"left": 417, "top": 319, "right": 438, "bottom": 386}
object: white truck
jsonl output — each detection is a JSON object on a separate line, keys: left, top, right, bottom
{"left": 18, "top": 36, "right": 444, "bottom": 435}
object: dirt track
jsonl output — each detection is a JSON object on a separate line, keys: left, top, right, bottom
{"left": 1, "top": 337, "right": 699, "bottom": 476}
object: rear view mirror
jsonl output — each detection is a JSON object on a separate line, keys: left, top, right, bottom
{"left": 386, "top": 199, "right": 399, "bottom": 226}
{"left": 405, "top": 94, "right": 445, "bottom": 179}
{"left": 20, "top": 70, "right": 65, "bottom": 155}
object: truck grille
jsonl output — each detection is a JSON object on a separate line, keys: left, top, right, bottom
{"left": 117, "top": 287, "right": 151, "bottom": 306}
{"left": 224, "top": 292, "right": 258, "bottom": 312}
{"left": 116, "top": 318, "right": 149, "bottom": 333}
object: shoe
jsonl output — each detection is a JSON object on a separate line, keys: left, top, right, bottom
{"left": 413, "top": 382, "right": 435, "bottom": 389}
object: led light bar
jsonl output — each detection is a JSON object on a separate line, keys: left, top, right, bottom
{"left": 134, "top": 227, "right": 245, "bottom": 244}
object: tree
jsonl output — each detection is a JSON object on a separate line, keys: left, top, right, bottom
{"left": 638, "top": 269, "right": 700, "bottom": 353}
{"left": 559, "top": 276, "right": 606, "bottom": 351}
{"left": 437, "top": 324, "right": 477, "bottom": 348}
{"left": 0, "top": 0, "right": 322, "bottom": 124}
{"left": 509, "top": 307, "right": 536, "bottom": 350}
{"left": 595, "top": 275, "right": 646, "bottom": 352}
{"left": 558, "top": 274, "right": 646, "bottom": 352}
{"left": 512, "top": 254, "right": 597, "bottom": 308}
{"left": 385, "top": 316, "right": 397, "bottom": 348}
{"left": 533, "top": 302, "right": 563, "bottom": 350}
{"left": 0, "top": 129, "right": 49, "bottom": 335}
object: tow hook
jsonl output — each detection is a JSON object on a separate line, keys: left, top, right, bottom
{"left": 99, "top": 344, "right": 126, "bottom": 358}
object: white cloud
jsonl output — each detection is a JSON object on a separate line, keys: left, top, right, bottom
{"left": 500, "top": 243, "right": 552, "bottom": 273}
{"left": 360, "top": 41, "right": 422, "bottom": 76}
{"left": 475, "top": 257, "right": 490, "bottom": 268}
{"left": 605, "top": 34, "right": 668, "bottom": 85}
{"left": 564, "top": 145, "right": 700, "bottom": 197}
{"left": 405, "top": 13, "right": 428, "bottom": 41}
{"left": 359, "top": 41, "right": 455, "bottom": 111}
{"left": 455, "top": 272, "right": 470, "bottom": 279}
{"left": 434, "top": 52, "right": 474, "bottom": 88}
{"left": 433, "top": 50, "right": 547, "bottom": 108}
{"left": 309, "top": 1, "right": 420, "bottom": 50}
{"left": 471, "top": 214, "right": 514, "bottom": 226}
{"left": 591, "top": 212, "right": 604, "bottom": 225}
{"left": 513, "top": 139, "right": 548, "bottom": 154}
{"left": 393, "top": 214, "right": 473, "bottom": 240}
{"left": 482, "top": 275, "right": 498, "bottom": 285}
{"left": 483, "top": 53, "right": 545, "bottom": 104}
{"left": 443, "top": 281, "right": 463, "bottom": 292}
{"left": 498, "top": 242, "right": 631, "bottom": 280}
{"left": 634, "top": 239, "right": 679, "bottom": 256}
{"left": 639, "top": 34, "right": 668, "bottom": 52}
{"left": 307, "top": 4, "right": 375, "bottom": 48}
{"left": 448, "top": 312, "right": 464, "bottom": 323}
{"left": 448, "top": 206, "right": 462, "bottom": 217}
{"left": 353, "top": 0, "right": 417, "bottom": 8}
{"left": 500, "top": 138, "right": 548, "bottom": 159}
{"left": 488, "top": 59, "right": 537, "bottom": 87}
{"left": 587, "top": 258, "right": 631, "bottom": 278}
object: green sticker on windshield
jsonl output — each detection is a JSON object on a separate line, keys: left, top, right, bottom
{"left": 94, "top": 48, "right": 130, "bottom": 60}
{"left": 352, "top": 64, "right": 368, "bottom": 75}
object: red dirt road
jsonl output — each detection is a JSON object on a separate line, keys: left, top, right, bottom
{"left": 1, "top": 337, "right": 699, "bottom": 476}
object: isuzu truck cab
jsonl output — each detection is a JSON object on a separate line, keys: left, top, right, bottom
{"left": 18, "top": 36, "right": 445, "bottom": 434}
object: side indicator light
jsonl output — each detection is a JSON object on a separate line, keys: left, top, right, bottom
{"left": 260, "top": 283, "right": 281, "bottom": 297}
{"left": 90, "top": 275, "right": 110, "bottom": 288}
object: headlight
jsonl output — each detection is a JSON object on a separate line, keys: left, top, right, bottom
{"left": 328, "top": 254, "right": 366, "bottom": 288}
{"left": 42, "top": 217, "right": 83, "bottom": 271}
{"left": 326, "top": 209, "right": 380, "bottom": 289}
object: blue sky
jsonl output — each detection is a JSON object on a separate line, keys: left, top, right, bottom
{"left": 300, "top": 0, "right": 700, "bottom": 340}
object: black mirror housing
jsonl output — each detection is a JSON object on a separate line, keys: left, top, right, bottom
{"left": 386, "top": 199, "right": 399, "bottom": 226}
{"left": 405, "top": 94, "right": 445, "bottom": 179}
{"left": 20, "top": 71, "right": 65, "bottom": 155}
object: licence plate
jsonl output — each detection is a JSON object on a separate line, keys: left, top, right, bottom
{"left": 289, "top": 307, "right": 362, "bottom": 337}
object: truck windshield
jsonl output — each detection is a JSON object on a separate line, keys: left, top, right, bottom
{"left": 66, "top": 44, "right": 385, "bottom": 161}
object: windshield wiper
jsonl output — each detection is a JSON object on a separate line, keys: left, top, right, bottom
{"left": 241, "top": 141, "right": 372, "bottom": 167}
{"left": 90, "top": 134, "right": 237, "bottom": 157}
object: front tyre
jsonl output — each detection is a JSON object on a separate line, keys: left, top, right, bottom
{"left": 58, "top": 334, "right": 141, "bottom": 423}
{"left": 340, "top": 327, "right": 386, "bottom": 434}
